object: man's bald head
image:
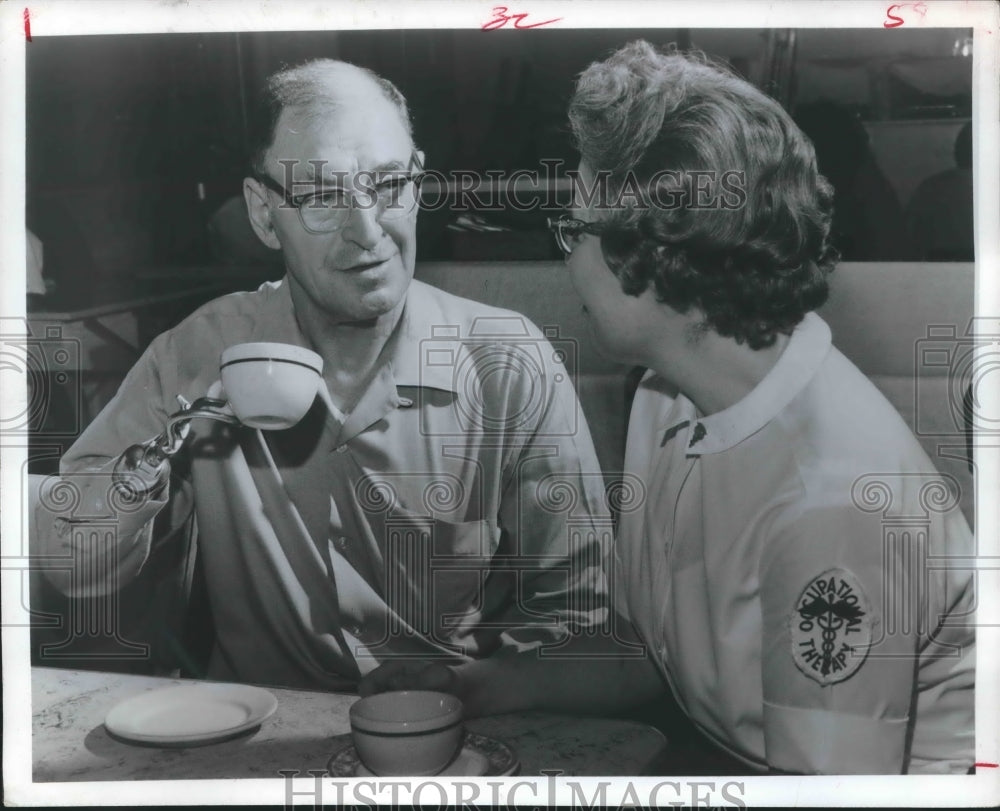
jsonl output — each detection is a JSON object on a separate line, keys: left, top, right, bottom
{"left": 250, "top": 59, "right": 413, "bottom": 175}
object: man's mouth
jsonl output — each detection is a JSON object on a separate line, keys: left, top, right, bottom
{"left": 345, "top": 258, "right": 390, "bottom": 273}
{"left": 341, "top": 256, "right": 392, "bottom": 273}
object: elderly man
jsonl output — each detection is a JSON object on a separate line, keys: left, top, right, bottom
{"left": 35, "top": 59, "right": 609, "bottom": 690}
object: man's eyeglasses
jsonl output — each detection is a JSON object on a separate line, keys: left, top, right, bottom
{"left": 256, "top": 152, "right": 425, "bottom": 234}
{"left": 546, "top": 216, "right": 604, "bottom": 256}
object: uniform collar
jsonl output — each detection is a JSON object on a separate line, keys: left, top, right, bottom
{"left": 651, "top": 313, "right": 832, "bottom": 456}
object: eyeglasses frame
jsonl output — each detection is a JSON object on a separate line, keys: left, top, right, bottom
{"left": 255, "top": 151, "right": 425, "bottom": 234}
{"left": 546, "top": 215, "right": 605, "bottom": 256}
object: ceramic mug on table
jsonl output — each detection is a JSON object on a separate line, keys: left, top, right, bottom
{"left": 349, "top": 691, "right": 465, "bottom": 776}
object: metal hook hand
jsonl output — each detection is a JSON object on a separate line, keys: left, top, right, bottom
{"left": 112, "top": 395, "right": 243, "bottom": 495}
{"left": 161, "top": 396, "right": 240, "bottom": 456}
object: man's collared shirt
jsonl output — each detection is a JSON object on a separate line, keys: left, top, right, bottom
{"left": 616, "top": 313, "right": 975, "bottom": 774}
{"left": 43, "top": 278, "right": 611, "bottom": 690}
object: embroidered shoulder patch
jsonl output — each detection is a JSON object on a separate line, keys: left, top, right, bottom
{"left": 790, "top": 567, "right": 873, "bottom": 685}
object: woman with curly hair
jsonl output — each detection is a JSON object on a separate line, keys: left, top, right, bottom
{"left": 361, "top": 41, "right": 975, "bottom": 776}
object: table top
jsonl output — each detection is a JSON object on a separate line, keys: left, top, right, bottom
{"left": 32, "top": 667, "right": 667, "bottom": 781}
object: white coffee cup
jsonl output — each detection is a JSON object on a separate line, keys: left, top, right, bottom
{"left": 219, "top": 342, "right": 324, "bottom": 429}
{"left": 349, "top": 691, "right": 464, "bottom": 776}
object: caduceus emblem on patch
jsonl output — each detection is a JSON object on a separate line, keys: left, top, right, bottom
{"left": 791, "top": 568, "right": 874, "bottom": 685}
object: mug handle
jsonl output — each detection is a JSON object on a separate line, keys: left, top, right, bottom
{"left": 206, "top": 379, "right": 228, "bottom": 403}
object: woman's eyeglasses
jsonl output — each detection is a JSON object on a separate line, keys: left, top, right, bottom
{"left": 546, "top": 216, "right": 604, "bottom": 256}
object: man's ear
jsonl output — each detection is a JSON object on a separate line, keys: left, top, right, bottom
{"left": 243, "top": 177, "right": 282, "bottom": 250}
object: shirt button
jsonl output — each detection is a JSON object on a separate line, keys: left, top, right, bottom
{"left": 336, "top": 445, "right": 349, "bottom": 454}
{"left": 349, "top": 624, "right": 363, "bottom": 637}
{"left": 335, "top": 536, "right": 349, "bottom": 550}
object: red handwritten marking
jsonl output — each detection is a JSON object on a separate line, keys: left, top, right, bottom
{"left": 975, "top": 762, "right": 999, "bottom": 768}
{"left": 23, "top": 8, "right": 32, "bottom": 42}
{"left": 482, "top": 6, "right": 562, "bottom": 30}
{"left": 884, "top": 2, "right": 928, "bottom": 28}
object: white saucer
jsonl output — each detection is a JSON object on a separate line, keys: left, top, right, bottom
{"left": 104, "top": 683, "right": 278, "bottom": 747}
{"left": 327, "top": 732, "right": 519, "bottom": 777}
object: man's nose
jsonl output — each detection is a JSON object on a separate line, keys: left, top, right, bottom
{"left": 340, "top": 197, "right": 384, "bottom": 249}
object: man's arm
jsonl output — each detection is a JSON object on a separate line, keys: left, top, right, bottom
{"left": 360, "top": 617, "right": 666, "bottom": 717}
{"left": 33, "top": 332, "right": 187, "bottom": 597}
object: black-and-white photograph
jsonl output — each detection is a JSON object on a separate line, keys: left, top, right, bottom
{"left": 2, "top": 1, "right": 997, "bottom": 806}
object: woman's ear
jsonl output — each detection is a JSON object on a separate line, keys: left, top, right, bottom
{"left": 243, "top": 177, "right": 282, "bottom": 250}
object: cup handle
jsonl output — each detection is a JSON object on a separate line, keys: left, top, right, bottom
{"left": 203, "top": 380, "right": 237, "bottom": 421}
{"left": 206, "top": 379, "right": 227, "bottom": 402}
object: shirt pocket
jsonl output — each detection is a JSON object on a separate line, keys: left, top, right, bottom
{"left": 383, "top": 508, "right": 499, "bottom": 639}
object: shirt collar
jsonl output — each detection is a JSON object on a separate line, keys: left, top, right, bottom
{"left": 651, "top": 312, "right": 832, "bottom": 456}
{"left": 250, "top": 279, "right": 311, "bottom": 346}
{"left": 386, "top": 279, "right": 467, "bottom": 394}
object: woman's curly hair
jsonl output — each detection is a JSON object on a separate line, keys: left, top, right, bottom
{"left": 569, "top": 41, "right": 838, "bottom": 349}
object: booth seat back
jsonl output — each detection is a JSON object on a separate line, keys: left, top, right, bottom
{"left": 817, "top": 262, "right": 975, "bottom": 527}
{"left": 416, "top": 260, "right": 976, "bottom": 528}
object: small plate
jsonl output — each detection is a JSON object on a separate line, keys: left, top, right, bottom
{"left": 104, "top": 683, "right": 278, "bottom": 747}
{"left": 327, "top": 732, "right": 519, "bottom": 777}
